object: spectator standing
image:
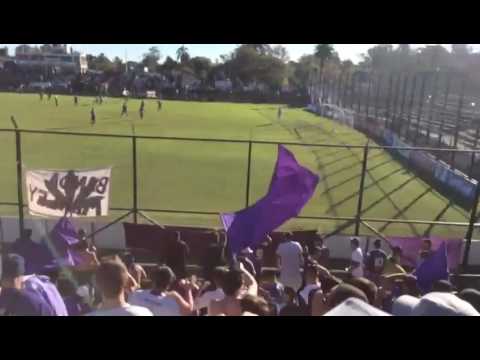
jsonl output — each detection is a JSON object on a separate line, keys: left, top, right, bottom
{"left": 0, "top": 254, "right": 55, "bottom": 316}
{"left": 348, "top": 238, "right": 364, "bottom": 278}
{"left": 382, "top": 246, "right": 407, "bottom": 276}
{"left": 276, "top": 233, "right": 303, "bottom": 292}
{"left": 194, "top": 267, "right": 226, "bottom": 314}
{"left": 129, "top": 266, "right": 195, "bottom": 316}
{"left": 298, "top": 262, "right": 323, "bottom": 311}
{"left": 365, "top": 239, "right": 388, "bottom": 282}
{"left": 418, "top": 239, "right": 433, "bottom": 266}
{"left": 165, "top": 232, "right": 189, "bottom": 280}
{"left": 209, "top": 262, "right": 257, "bottom": 316}
{"left": 86, "top": 260, "right": 152, "bottom": 316}
{"left": 122, "top": 253, "right": 147, "bottom": 287}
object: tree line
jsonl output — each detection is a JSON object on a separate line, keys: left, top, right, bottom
{"left": 85, "top": 44, "right": 480, "bottom": 94}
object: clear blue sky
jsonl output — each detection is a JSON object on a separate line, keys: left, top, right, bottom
{"left": 2, "top": 44, "right": 480, "bottom": 64}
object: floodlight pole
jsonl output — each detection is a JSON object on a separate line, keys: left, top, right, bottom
{"left": 11, "top": 116, "right": 24, "bottom": 237}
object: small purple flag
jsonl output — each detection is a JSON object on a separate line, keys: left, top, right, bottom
{"left": 221, "top": 145, "right": 319, "bottom": 254}
{"left": 45, "top": 217, "right": 80, "bottom": 268}
{"left": 415, "top": 242, "right": 449, "bottom": 294}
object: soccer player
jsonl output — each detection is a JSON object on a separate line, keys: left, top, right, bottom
{"left": 157, "top": 99, "right": 162, "bottom": 111}
{"left": 139, "top": 107, "right": 144, "bottom": 119}
{"left": 39, "top": 91, "right": 44, "bottom": 101}
{"left": 277, "top": 106, "right": 283, "bottom": 120}
{"left": 121, "top": 101, "right": 128, "bottom": 117}
{"left": 90, "top": 107, "right": 96, "bottom": 126}
{"left": 54, "top": 96, "right": 59, "bottom": 107}
{"left": 74, "top": 96, "right": 78, "bottom": 106}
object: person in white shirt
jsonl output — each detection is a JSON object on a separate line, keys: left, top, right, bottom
{"left": 129, "top": 266, "right": 195, "bottom": 316}
{"left": 194, "top": 267, "right": 226, "bottom": 313}
{"left": 86, "top": 260, "right": 152, "bottom": 316}
{"left": 299, "top": 261, "right": 322, "bottom": 307}
{"left": 276, "top": 233, "right": 304, "bottom": 291}
{"left": 348, "top": 238, "right": 364, "bottom": 278}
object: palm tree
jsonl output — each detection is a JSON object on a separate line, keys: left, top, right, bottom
{"left": 176, "top": 45, "right": 190, "bottom": 64}
{"left": 314, "top": 44, "right": 334, "bottom": 101}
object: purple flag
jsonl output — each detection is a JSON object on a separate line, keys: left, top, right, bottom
{"left": 45, "top": 217, "right": 80, "bottom": 267}
{"left": 221, "top": 145, "right": 319, "bottom": 254}
{"left": 415, "top": 242, "right": 449, "bottom": 294}
{"left": 387, "top": 236, "right": 462, "bottom": 270}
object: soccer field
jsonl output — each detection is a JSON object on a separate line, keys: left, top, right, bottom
{"left": 0, "top": 93, "right": 472, "bottom": 238}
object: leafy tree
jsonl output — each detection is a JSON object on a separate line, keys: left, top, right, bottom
{"left": 190, "top": 56, "right": 212, "bottom": 85}
{"left": 142, "top": 46, "right": 161, "bottom": 73}
{"left": 314, "top": 44, "right": 335, "bottom": 91}
{"left": 272, "top": 45, "right": 290, "bottom": 62}
{"left": 176, "top": 45, "right": 190, "bottom": 64}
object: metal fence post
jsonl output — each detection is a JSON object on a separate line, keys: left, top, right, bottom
{"left": 245, "top": 141, "right": 253, "bottom": 207}
{"left": 463, "top": 180, "right": 480, "bottom": 270}
{"left": 385, "top": 74, "right": 394, "bottom": 129}
{"left": 365, "top": 75, "right": 372, "bottom": 119}
{"left": 390, "top": 74, "right": 401, "bottom": 130}
{"left": 132, "top": 135, "right": 138, "bottom": 223}
{"left": 426, "top": 70, "right": 439, "bottom": 145}
{"left": 451, "top": 76, "right": 467, "bottom": 167}
{"left": 356, "top": 76, "right": 362, "bottom": 114}
{"left": 413, "top": 73, "right": 427, "bottom": 146}
{"left": 374, "top": 74, "right": 382, "bottom": 121}
{"left": 350, "top": 73, "right": 356, "bottom": 109}
{"left": 15, "top": 129, "right": 24, "bottom": 236}
{"left": 438, "top": 72, "right": 452, "bottom": 147}
{"left": 405, "top": 74, "right": 417, "bottom": 141}
{"left": 355, "top": 143, "right": 369, "bottom": 236}
{"left": 397, "top": 74, "right": 408, "bottom": 135}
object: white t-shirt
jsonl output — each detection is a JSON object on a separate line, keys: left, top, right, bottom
{"left": 299, "top": 283, "right": 322, "bottom": 304}
{"left": 86, "top": 303, "right": 153, "bottom": 316}
{"left": 129, "top": 290, "right": 181, "bottom": 316}
{"left": 276, "top": 241, "right": 303, "bottom": 276}
{"left": 351, "top": 248, "right": 364, "bottom": 277}
{"left": 194, "top": 288, "right": 225, "bottom": 311}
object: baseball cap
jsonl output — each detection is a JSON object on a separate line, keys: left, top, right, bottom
{"left": 392, "top": 292, "right": 480, "bottom": 316}
{"left": 324, "top": 298, "right": 391, "bottom": 316}
{"left": 1, "top": 254, "right": 26, "bottom": 279}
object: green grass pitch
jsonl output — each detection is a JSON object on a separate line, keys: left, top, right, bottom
{"left": 0, "top": 92, "right": 473, "bottom": 238}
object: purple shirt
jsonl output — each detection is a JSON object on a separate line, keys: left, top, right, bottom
{"left": 0, "top": 288, "right": 56, "bottom": 316}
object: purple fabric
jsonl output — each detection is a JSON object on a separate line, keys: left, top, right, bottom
{"left": 415, "top": 242, "right": 449, "bottom": 294}
{"left": 23, "top": 275, "right": 68, "bottom": 316}
{"left": 46, "top": 217, "right": 80, "bottom": 267}
{"left": 11, "top": 239, "right": 52, "bottom": 275}
{"left": 221, "top": 145, "right": 320, "bottom": 254}
{"left": 386, "top": 237, "right": 463, "bottom": 270}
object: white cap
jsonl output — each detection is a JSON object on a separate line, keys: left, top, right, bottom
{"left": 392, "top": 292, "right": 480, "bottom": 316}
{"left": 324, "top": 298, "right": 391, "bottom": 316}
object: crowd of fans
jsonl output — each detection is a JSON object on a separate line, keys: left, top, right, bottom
{"left": 1, "top": 229, "right": 480, "bottom": 316}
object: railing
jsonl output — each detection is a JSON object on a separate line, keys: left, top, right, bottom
{"left": 1, "top": 126, "right": 480, "bottom": 270}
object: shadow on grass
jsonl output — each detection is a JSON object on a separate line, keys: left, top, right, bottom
{"left": 378, "top": 187, "right": 434, "bottom": 234}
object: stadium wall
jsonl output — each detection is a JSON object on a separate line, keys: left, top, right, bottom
{"left": 1, "top": 216, "right": 480, "bottom": 266}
